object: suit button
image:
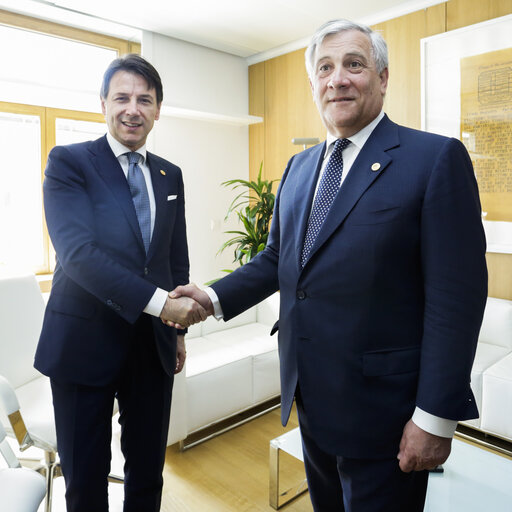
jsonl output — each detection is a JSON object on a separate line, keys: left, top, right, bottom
{"left": 296, "top": 290, "right": 306, "bottom": 300}
{"left": 106, "top": 299, "right": 113, "bottom": 306}
{"left": 144, "top": 267, "right": 149, "bottom": 275}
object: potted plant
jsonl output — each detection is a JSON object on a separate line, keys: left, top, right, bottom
{"left": 207, "top": 164, "right": 277, "bottom": 283}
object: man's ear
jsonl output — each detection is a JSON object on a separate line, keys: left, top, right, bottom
{"left": 155, "top": 103, "right": 161, "bottom": 121}
{"left": 100, "top": 97, "right": 107, "bottom": 116}
{"left": 379, "top": 68, "right": 389, "bottom": 95}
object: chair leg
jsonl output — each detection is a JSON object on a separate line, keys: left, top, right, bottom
{"left": 44, "top": 450, "right": 58, "bottom": 512}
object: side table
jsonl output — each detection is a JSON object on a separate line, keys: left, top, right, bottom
{"left": 269, "top": 427, "right": 308, "bottom": 509}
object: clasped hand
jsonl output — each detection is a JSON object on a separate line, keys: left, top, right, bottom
{"left": 160, "top": 284, "right": 214, "bottom": 328}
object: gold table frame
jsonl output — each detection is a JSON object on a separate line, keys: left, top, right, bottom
{"left": 269, "top": 427, "right": 308, "bottom": 509}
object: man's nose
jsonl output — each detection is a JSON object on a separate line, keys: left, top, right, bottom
{"left": 328, "top": 68, "right": 349, "bottom": 88}
{"left": 125, "top": 98, "right": 140, "bottom": 115}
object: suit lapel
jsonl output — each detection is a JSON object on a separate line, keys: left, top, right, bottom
{"left": 302, "top": 116, "right": 399, "bottom": 268}
{"left": 90, "top": 135, "right": 145, "bottom": 251}
{"left": 293, "top": 143, "right": 326, "bottom": 269}
{"left": 146, "top": 153, "right": 167, "bottom": 261}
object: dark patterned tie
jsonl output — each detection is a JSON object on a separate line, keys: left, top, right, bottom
{"left": 126, "top": 152, "right": 151, "bottom": 253}
{"left": 301, "top": 138, "right": 351, "bottom": 268}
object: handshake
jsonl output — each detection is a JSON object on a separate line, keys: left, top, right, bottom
{"left": 160, "top": 284, "right": 214, "bottom": 329}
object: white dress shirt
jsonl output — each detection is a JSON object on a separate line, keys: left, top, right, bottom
{"left": 106, "top": 133, "right": 168, "bottom": 317}
{"left": 205, "top": 112, "right": 457, "bottom": 438}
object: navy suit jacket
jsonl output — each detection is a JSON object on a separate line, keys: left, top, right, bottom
{"left": 212, "top": 115, "right": 487, "bottom": 458}
{"left": 35, "top": 135, "right": 189, "bottom": 386}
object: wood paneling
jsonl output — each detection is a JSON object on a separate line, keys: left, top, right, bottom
{"left": 249, "top": 62, "right": 265, "bottom": 182}
{"left": 373, "top": 4, "right": 445, "bottom": 129}
{"left": 487, "top": 253, "right": 512, "bottom": 300}
{"left": 263, "top": 49, "right": 325, "bottom": 183}
{"left": 447, "top": 0, "right": 512, "bottom": 31}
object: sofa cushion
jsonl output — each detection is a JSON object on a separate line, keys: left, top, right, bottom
{"left": 187, "top": 356, "right": 253, "bottom": 433}
{"left": 479, "top": 297, "right": 512, "bottom": 349}
{"left": 463, "top": 343, "right": 511, "bottom": 428}
{"left": 201, "top": 307, "right": 257, "bottom": 336}
{"left": 186, "top": 336, "right": 250, "bottom": 377}
{"left": 481, "top": 352, "right": 512, "bottom": 439}
{"left": 204, "top": 323, "right": 276, "bottom": 357}
{"left": 253, "top": 350, "right": 280, "bottom": 403}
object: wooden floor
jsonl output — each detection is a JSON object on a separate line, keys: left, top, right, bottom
{"left": 161, "top": 406, "right": 313, "bottom": 511}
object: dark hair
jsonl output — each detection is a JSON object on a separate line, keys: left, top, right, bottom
{"left": 100, "top": 54, "right": 163, "bottom": 104}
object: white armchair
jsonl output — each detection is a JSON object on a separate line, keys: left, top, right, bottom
{"left": 0, "top": 271, "right": 61, "bottom": 512}
{"left": 0, "top": 271, "right": 122, "bottom": 512}
{"left": 0, "top": 419, "right": 46, "bottom": 512}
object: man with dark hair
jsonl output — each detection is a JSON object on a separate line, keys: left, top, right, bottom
{"left": 171, "top": 20, "right": 487, "bottom": 511}
{"left": 35, "top": 54, "right": 206, "bottom": 511}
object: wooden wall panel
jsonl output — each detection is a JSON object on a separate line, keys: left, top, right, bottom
{"left": 249, "top": 62, "right": 265, "bottom": 182}
{"left": 446, "top": 0, "right": 512, "bottom": 31}
{"left": 487, "top": 253, "right": 512, "bottom": 300}
{"left": 263, "top": 48, "right": 325, "bottom": 183}
{"left": 372, "top": 4, "right": 445, "bottom": 129}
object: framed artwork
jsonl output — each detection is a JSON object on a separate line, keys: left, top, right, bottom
{"left": 421, "top": 14, "right": 512, "bottom": 253}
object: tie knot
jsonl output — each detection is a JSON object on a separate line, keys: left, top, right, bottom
{"left": 334, "top": 138, "right": 351, "bottom": 153}
{"left": 127, "top": 152, "right": 140, "bottom": 166}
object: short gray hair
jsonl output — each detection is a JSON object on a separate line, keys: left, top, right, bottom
{"left": 305, "top": 19, "right": 388, "bottom": 79}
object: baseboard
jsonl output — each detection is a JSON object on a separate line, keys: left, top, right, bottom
{"left": 180, "top": 396, "right": 281, "bottom": 450}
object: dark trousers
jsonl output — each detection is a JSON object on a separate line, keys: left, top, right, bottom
{"left": 51, "top": 318, "right": 173, "bottom": 512}
{"left": 295, "top": 391, "right": 429, "bottom": 512}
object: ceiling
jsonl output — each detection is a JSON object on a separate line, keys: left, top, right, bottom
{"left": 1, "top": 0, "right": 443, "bottom": 60}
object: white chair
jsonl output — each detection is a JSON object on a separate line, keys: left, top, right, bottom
{"left": 0, "top": 271, "right": 122, "bottom": 512}
{"left": 0, "top": 421, "right": 46, "bottom": 512}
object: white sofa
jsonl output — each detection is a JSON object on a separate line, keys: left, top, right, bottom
{"left": 167, "top": 293, "right": 280, "bottom": 445}
{"left": 460, "top": 296, "right": 512, "bottom": 442}
{"left": 167, "top": 294, "right": 512, "bottom": 448}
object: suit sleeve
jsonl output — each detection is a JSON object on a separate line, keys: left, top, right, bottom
{"left": 417, "top": 137, "right": 487, "bottom": 420}
{"left": 44, "top": 145, "right": 157, "bottom": 324}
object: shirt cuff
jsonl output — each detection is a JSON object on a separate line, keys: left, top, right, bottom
{"left": 412, "top": 407, "right": 458, "bottom": 438}
{"left": 144, "top": 287, "right": 168, "bottom": 317}
{"left": 205, "top": 287, "right": 223, "bottom": 320}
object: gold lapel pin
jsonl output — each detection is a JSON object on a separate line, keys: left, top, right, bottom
{"left": 160, "top": 170, "right": 166, "bottom": 176}
{"left": 371, "top": 163, "right": 381, "bottom": 172}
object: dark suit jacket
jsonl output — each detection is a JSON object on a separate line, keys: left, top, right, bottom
{"left": 35, "top": 135, "right": 189, "bottom": 386}
{"left": 212, "top": 115, "right": 487, "bottom": 458}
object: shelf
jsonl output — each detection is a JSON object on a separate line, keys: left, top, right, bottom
{"left": 160, "top": 105, "right": 263, "bottom": 126}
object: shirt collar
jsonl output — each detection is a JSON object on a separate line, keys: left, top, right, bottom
{"left": 325, "top": 110, "right": 385, "bottom": 152}
{"left": 106, "top": 132, "right": 147, "bottom": 164}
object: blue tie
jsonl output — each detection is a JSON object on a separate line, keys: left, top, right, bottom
{"left": 126, "top": 152, "right": 151, "bottom": 253}
{"left": 301, "top": 138, "right": 351, "bottom": 268}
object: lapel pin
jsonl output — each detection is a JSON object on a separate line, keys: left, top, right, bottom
{"left": 160, "top": 170, "right": 166, "bottom": 176}
{"left": 371, "top": 163, "right": 381, "bottom": 172}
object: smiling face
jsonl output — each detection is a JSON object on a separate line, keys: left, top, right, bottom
{"left": 101, "top": 70, "right": 161, "bottom": 151}
{"left": 310, "top": 30, "right": 388, "bottom": 138}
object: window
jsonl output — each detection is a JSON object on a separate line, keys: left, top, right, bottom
{"left": 0, "top": 11, "right": 140, "bottom": 281}
{"left": 0, "top": 102, "right": 106, "bottom": 275}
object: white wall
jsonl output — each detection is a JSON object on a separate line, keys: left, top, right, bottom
{"left": 143, "top": 31, "right": 250, "bottom": 286}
